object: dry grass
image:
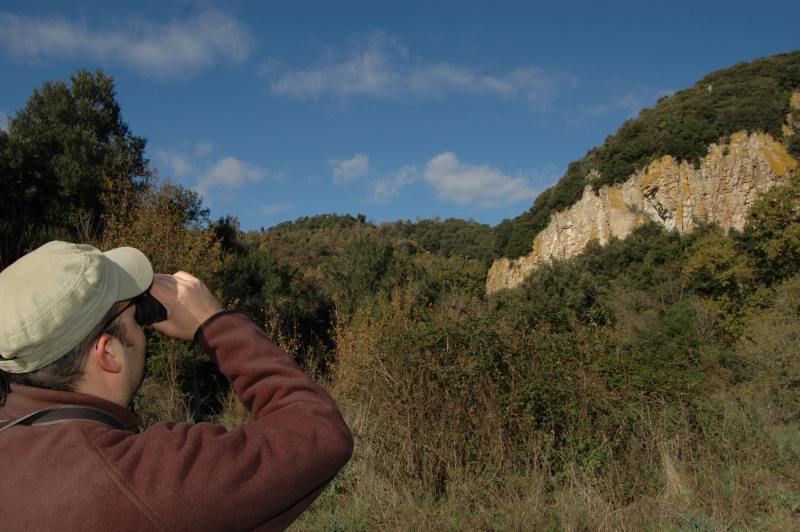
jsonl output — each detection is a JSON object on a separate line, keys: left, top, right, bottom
{"left": 286, "top": 390, "right": 800, "bottom": 532}
{"left": 131, "top": 314, "right": 799, "bottom": 531}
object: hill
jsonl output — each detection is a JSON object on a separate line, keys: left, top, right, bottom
{"left": 494, "top": 51, "right": 800, "bottom": 260}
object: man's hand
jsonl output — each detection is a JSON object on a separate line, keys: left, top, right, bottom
{"left": 149, "top": 272, "right": 224, "bottom": 341}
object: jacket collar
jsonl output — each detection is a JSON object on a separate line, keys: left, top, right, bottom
{"left": 0, "top": 384, "right": 140, "bottom": 432}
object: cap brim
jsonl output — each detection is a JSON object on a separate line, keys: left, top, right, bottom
{"left": 103, "top": 247, "right": 153, "bottom": 300}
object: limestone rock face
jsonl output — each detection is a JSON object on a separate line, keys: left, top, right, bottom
{"left": 486, "top": 130, "right": 798, "bottom": 293}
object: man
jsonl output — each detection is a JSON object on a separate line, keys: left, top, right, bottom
{"left": 0, "top": 241, "right": 353, "bottom": 530}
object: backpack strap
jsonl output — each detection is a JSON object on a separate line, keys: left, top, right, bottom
{"left": 0, "top": 405, "right": 125, "bottom": 434}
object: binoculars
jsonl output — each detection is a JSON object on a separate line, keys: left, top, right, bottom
{"left": 133, "top": 292, "right": 168, "bottom": 326}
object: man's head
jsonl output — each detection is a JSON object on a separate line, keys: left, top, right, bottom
{"left": 0, "top": 241, "right": 155, "bottom": 406}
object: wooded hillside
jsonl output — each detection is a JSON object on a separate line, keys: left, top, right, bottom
{"left": 495, "top": 51, "right": 800, "bottom": 259}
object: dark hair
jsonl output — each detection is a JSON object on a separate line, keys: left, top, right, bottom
{"left": 0, "top": 301, "right": 130, "bottom": 406}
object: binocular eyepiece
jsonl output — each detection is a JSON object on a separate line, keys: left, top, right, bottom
{"left": 133, "top": 292, "right": 168, "bottom": 326}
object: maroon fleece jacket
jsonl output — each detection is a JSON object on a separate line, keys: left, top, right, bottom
{"left": 0, "top": 312, "right": 353, "bottom": 531}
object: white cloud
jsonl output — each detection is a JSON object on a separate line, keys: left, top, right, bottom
{"left": 272, "top": 33, "right": 404, "bottom": 100}
{"left": 256, "top": 57, "right": 280, "bottom": 78}
{"left": 259, "top": 202, "right": 293, "bottom": 216}
{"left": 268, "top": 32, "right": 573, "bottom": 109}
{"left": 0, "top": 111, "right": 8, "bottom": 132}
{"left": 424, "top": 152, "right": 535, "bottom": 208}
{"left": 156, "top": 141, "right": 270, "bottom": 205}
{"left": 0, "top": 10, "right": 253, "bottom": 79}
{"left": 193, "top": 141, "right": 214, "bottom": 157}
{"left": 197, "top": 156, "right": 266, "bottom": 197}
{"left": 370, "top": 165, "right": 417, "bottom": 203}
{"left": 156, "top": 149, "right": 192, "bottom": 178}
{"left": 330, "top": 153, "right": 370, "bottom": 184}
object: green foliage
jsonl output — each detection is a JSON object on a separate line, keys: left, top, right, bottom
{"left": 328, "top": 237, "right": 396, "bottom": 317}
{"left": 327, "top": 237, "right": 440, "bottom": 318}
{"left": 328, "top": 188, "right": 800, "bottom": 522}
{"left": 733, "top": 274, "right": 800, "bottom": 423}
{"left": 740, "top": 176, "right": 800, "bottom": 284}
{"left": 509, "top": 222, "right": 697, "bottom": 328}
{"left": 498, "top": 51, "right": 800, "bottom": 259}
{"left": 0, "top": 69, "right": 151, "bottom": 266}
{"left": 416, "top": 253, "right": 487, "bottom": 300}
{"left": 209, "top": 217, "right": 339, "bottom": 371}
{"left": 222, "top": 240, "right": 285, "bottom": 322}
{"left": 268, "top": 213, "right": 366, "bottom": 235}
{"left": 263, "top": 213, "right": 496, "bottom": 267}
{"left": 391, "top": 217, "right": 497, "bottom": 265}
{"left": 607, "top": 298, "right": 705, "bottom": 399}
{"left": 682, "top": 230, "right": 755, "bottom": 302}
{"left": 789, "top": 106, "right": 800, "bottom": 159}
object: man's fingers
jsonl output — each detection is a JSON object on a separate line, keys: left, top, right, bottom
{"left": 150, "top": 320, "right": 182, "bottom": 340}
{"left": 150, "top": 274, "right": 178, "bottom": 302}
{"left": 153, "top": 273, "right": 177, "bottom": 288}
{"left": 148, "top": 272, "right": 223, "bottom": 341}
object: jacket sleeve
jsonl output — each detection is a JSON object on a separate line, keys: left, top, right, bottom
{"left": 90, "top": 312, "right": 353, "bottom": 531}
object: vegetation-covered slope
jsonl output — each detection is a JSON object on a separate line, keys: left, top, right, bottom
{"left": 298, "top": 174, "right": 800, "bottom": 529}
{"left": 496, "top": 50, "right": 800, "bottom": 259}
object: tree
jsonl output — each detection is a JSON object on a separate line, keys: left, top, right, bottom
{"left": 0, "top": 69, "right": 151, "bottom": 266}
{"left": 741, "top": 176, "right": 800, "bottom": 284}
{"left": 328, "top": 237, "right": 394, "bottom": 317}
{"left": 681, "top": 231, "right": 754, "bottom": 300}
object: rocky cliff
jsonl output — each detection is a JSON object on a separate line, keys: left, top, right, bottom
{"left": 487, "top": 124, "right": 799, "bottom": 293}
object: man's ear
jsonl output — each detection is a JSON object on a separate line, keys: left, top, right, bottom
{"left": 93, "top": 333, "right": 122, "bottom": 374}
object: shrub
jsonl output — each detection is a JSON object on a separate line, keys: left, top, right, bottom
{"left": 740, "top": 176, "right": 800, "bottom": 284}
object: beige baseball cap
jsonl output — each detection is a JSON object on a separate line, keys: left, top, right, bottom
{"left": 0, "top": 241, "right": 153, "bottom": 374}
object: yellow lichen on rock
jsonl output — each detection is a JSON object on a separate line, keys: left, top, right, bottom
{"left": 607, "top": 188, "right": 625, "bottom": 211}
{"left": 695, "top": 202, "right": 706, "bottom": 219}
{"left": 759, "top": 135, "right": 798, "bottom": 177}
{"left": 646, "top": 155, "right": 677, "bottom": 182}
{"left": 530, "top": 238, "right": 541, "bottom": 261}
{"left": 730, "top": 131, "right": 748, "bottom": 144}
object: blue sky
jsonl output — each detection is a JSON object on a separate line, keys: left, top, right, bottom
{"left": 0, "top": 1, "right": 797, "bottom": 230}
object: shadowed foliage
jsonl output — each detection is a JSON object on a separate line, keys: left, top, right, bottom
{"left": 0, "top": 69, "right": 151, "bottom": 266}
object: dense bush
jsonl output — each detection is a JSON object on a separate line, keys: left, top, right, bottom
{"left": 740, "top": 175, "right": 800, "bottom": 284}
{"left": 391, "top": 217, "right": 497, "bottom": 265}
{"left": 325, "top": 207, "right": 799, "bottom": 528}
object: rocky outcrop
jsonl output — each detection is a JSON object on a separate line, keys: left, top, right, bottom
{"left": 487, "top": 130, "right": 798, "bottom": 293}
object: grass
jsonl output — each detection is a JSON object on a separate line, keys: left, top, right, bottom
{"left": 285, "top": 397, "right": 799, "bottom": 531}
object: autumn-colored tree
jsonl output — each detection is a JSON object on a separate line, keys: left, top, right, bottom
{"left": 98, "top": 177, "right": 226, "bottom": 427}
